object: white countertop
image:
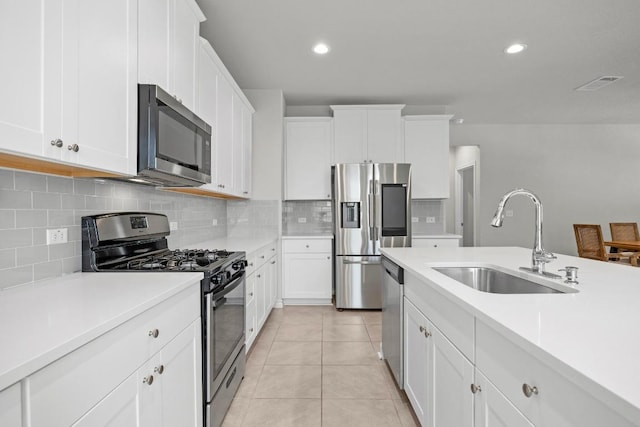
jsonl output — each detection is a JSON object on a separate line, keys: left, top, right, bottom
{"left": 191, "top": 236, "right": 278, "bottom": 256}
{"left": 381, "top": 246, "right": 640, "bottom": 422}
{"left": 0, "top": 272, "right": 202, "bottom": 391}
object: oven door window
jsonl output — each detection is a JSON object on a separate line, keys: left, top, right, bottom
{"left": 211, "top": 277, "right": 245, "bottom": 381}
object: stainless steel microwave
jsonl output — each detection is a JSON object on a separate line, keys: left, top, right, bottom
{"left": 137, "top": 84, "right": 211, "bottom": 186}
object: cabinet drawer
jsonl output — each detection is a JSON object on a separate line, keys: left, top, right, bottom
{"left": 245, "top": 299, "right": 257, "bottom": 349}
{"left": 476, "top": 321, "right": 636, "bottom": 427}
{"left": 28, "top": 285, "right": 200, "bottom": 427}
{"left": 404, "top": 272, "right": 474, "bottom": 361}
{"left": 0, "top": 382, "right": 21, "bottom": 427}
{"left": 283, "top": 238, "right": 331, "bottom": 254}
{"left": 413, "top": 238, "right": 459, "bottom": 248}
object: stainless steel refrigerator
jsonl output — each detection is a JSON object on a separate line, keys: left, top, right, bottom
{"left": 332, "top": 163, "right": 411, "bottom": 309}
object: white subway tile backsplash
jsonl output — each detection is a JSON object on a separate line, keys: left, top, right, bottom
{"left": 17, "top": 245, "right": 48, "bottom": 266}
{"left": 33, "top": 192, "right": 62, "bottom": 210}
{"left": 0, "top": 248, "right": 16, "bottom": 269}
{"left": 34, "top": 260, "right": 63, "bottom": 282}
{"left": 0, "top": 170, "right": 228, "bottom": 288}
{"left": 0, "top": 169, "right": 15, "bottom": 189}
{"left": 0, "top": 210, "right": 15, "bottom": 229}
{"left": 15, "top": 172, "right": 47, "bottom": 192}
{"left": 0, "top": 189, "right": 32, "bottom": 209}
{"left": 0, "top": 229, "right": 32, "bottom": 249}
{"left": 16, "top": 210, "right": 46, "bottom": 228}
{"left": 47, "top": 176, "right": 74, "bottom": 194}
{"left": 61, "top": 194, "right": 86, "bottom": 210}
{"left": 73, "top": 179, "right": 95, "bottom": 195}
{"left": 1, "top": 266, "right": 33, "bottom": 290}
{"left": 48, "top": 241, "right": 75, "bottom": 260}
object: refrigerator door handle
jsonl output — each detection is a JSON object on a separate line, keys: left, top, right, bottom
{"left": 368, "top": 192, "right": 375, "bottom": 238}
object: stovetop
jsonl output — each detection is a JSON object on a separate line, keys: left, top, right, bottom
{"left": 111, "top": 249, "right": 239, "bottom": 272}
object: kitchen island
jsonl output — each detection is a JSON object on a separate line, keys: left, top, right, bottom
{"left": 381, "top": 246, "right": 640, "bottom": 426}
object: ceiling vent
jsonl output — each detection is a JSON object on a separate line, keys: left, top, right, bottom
{"left": 575, "top": 76, "right": 623, "bottom": 91}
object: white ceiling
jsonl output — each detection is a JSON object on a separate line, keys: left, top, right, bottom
{"left": 197, "top": 0, "right": 640, "bottom": 124}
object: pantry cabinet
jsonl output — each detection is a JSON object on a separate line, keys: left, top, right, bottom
{"left": 282, "top": 238, "right": 332, "bottom": 304}
{"left": 284, "top": 118, "right": 333, "bottom": 200}
{"left": 403, "top": 115, "right": 452, "bottom": 199}
{"left": 138, "top": 0, "right": 205, "bottom": 112}
{"left": 332, "top": 105, "right": 404, "bottom": 164}
{"left": 0, "top": 0, "right": 137, "bottom": 176}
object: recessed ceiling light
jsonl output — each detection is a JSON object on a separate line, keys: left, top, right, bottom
{"left": 313, "top": 43, "right": 330, "bottom": 55}
{"left": 504, "top": 43, "right": 527, "bottom": 54}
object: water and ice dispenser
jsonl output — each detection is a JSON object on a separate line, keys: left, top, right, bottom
{"left": 341, "top": 202, "right": 360, "bottom": 229}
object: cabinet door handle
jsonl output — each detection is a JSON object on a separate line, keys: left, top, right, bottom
{"left": 257, "top": 274, "right": 261, "bottom": 278}
{"left": 154, "top": 365, "right": 165, "bottom": 375}
{"left": 148, "top": 329, "right": 160, "bottom": 338}
{"left": 419, "top": 325, "right": 431, "bottom": 337}
{"left": 260, "top": 255, "right": 265, "bottom": 259}
{"left": 522, "top": 383, "right": 538, "bottom": 397}
{"left": 67, "top": 144, "right": 79, "bottom": 152}
{"left": 470, "top": 384, "right": 482, "bottom": 394}
{"left": 50, "top": 139, "right": 63, "bottom": 147}
{"left": 271, "top": 261, "right": 276, "bottom": 264}
{"left": 249, "top": 292, "right": 254, "bottom": 296}
{"left": 143, "top": 375, "right": 154, "bottom": 386}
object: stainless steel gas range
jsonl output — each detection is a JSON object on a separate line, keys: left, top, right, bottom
{"left": 82, "top": 212, "right": 245, "bottom": 427}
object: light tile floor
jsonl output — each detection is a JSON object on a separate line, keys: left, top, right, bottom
{"left": 222, "top": 306, "right": 419, "bottom": 427}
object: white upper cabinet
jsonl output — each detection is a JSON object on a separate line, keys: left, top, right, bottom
{"left": 332, "top": 105, "right": 404, "bottom": 164}
{"left": 403, "top": 115, "right": 452, "bottom": 199}
{"left": 196, "top": 38, "right": 253, "bottom": 198}
{"left": 0, "top": 0, "right": 137, "bottom": 176}
{"left": 284, "top": 118, "right": 333, "bottom": 200}
{"left": 138, "top": 0, "right": 205, "bottom": 112}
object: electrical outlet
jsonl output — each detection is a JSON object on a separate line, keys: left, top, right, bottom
{"left": 505, "top": 210, "right": 514, "bottom": 217}
{"left": 426, "top": 217, "right": 436, "bottom": 223}
{"left": 411, "top": 217, "right": 419, "bottom": 223}
{"left": 298, "top": 217, "right": 307, "bottom": 223}
{"left": 212, "top": 218, "right": 218, "bottom": 226}
{"left": 169, "top": 221, "right": 178, "bottom": 231}
{"left": 46, "top": 228, "right": 68, "bottom": 245}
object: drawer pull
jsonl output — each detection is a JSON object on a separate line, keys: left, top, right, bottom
{"left": 249, "top": 262, "right": 254, "bottom": 267}
{"left": 419, "top": 325, "right": 431, "bottom": 338}
{"left": 470, "top": 384, "right": 482, "bottom": 394}
{"left": 143, "top": 375, "right": 154, "bottom": 386}
{"left": 260, "top": 255, "right": 265, "bottom": 259}
{"left": 271, "top": 261, "right": 276, "bottom": 264}
{"left": 522, "top": 383, "right": 538, "bottom": 397}
{"left": 305, "top": 244, "right": 310, "bottom": 248}
{"left": 250, "top": 328, "right": 254, "bottom": 333}
{"left": 154, "top": 365, "right": 165, "bottom": 375}
{"left": 257, "top": 274, "right": 261, "bottom": 278}
{"left": 250, "top": 292, "right": 254, "bottom": 297}
{"left": 148, "top": 329, "right": 160, "bottom": 338}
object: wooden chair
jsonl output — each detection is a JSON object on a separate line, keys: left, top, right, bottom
{"left": 609, "top": 222, "right": 640, "bottom": 242}
{"left": 573, "top": 224, "right": 637, "bottom": 265}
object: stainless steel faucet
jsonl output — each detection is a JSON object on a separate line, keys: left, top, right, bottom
{"left": 491, "top": 188, "right": 561, "bottom": 278}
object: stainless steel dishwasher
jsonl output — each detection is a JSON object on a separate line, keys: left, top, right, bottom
{"left": 381, "top": 255, "right": 404, "bottom": 389}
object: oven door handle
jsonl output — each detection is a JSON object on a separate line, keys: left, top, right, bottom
{"left": 211, "top": 272, "right": 245, "bottom": 301}
{"left": 213, "top": 296, "right": 227, "bottom": 308}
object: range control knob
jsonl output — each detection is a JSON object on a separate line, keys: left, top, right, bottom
{"left": 232, "top": 260, "right": 248, "bottom": 271}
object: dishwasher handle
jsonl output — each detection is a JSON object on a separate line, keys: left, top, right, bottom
{"left": 381, "top": 256, "right": 404, "bottom": 284}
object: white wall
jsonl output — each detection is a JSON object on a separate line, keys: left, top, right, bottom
{"left": 451, "top": 124, "right": 640, "bottom": 256}
{"left": 244, "top": 89, "right": 285, "bottom": 200}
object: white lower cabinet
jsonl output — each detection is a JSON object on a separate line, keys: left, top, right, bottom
{"left": 474, "top": 370, "right": 533, "bottom": 427}
{"left": 282, "top": 238, "right": 332, "bottom": 304}
{"left": 26, "top": 286, "right": 202, "bottom": 427}
{"left": 0, "top": 382, "right": 21, "bottom": 427}
{"left": 404, "top": 297, "right": 473, "bottom": 427}
{"left": 245, "top": 240, "right": 279, "bottom": 351}
{"left": 404, "top": 271, "right": 638, "bottom": 427}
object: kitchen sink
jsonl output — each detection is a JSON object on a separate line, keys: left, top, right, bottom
{"left": 432, "top": 266, "right": 573, "bottom": 294}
